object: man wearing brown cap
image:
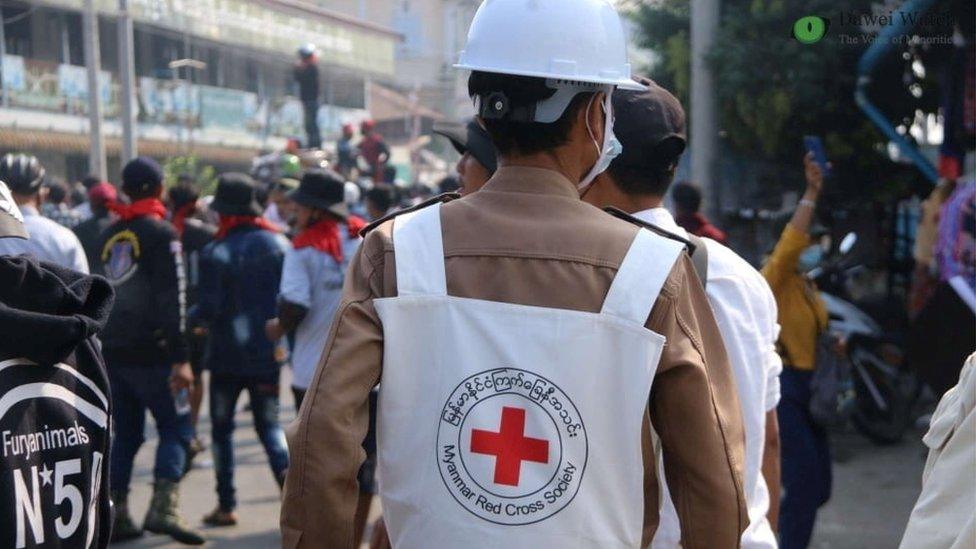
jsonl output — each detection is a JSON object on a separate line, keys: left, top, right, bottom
{"left": 581, "top": 76, "right": 782, "bottom": 549}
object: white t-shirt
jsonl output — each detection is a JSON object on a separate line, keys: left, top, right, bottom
{"left": 0, "top": 205, "right": 89, "bottom": 273}
{"left": 638, "top": 208, "right": 782, "bottom": 549}
{"left": 279, "top": 232, "right": 361, "bottom": 390}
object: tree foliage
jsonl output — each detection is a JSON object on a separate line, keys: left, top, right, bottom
{"left": 627, "top": 0, "right": 950, "bottom": 198}
{"left": 163, "top": 155, "right": 218, "bottom": 196}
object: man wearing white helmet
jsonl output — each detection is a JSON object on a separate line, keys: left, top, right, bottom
{"left": 280, "top": 2, "right": 747, "bottom": 548}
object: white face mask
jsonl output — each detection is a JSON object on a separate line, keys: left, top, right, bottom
{"left": 578, "top": 91, "right": 622, "bottom": 194}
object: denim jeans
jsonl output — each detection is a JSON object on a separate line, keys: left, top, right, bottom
{"left": 778, "top": 367, "right": 833, "bottom": 549}
{"left": 210, "top": 372, "right": 289, "bottom": 511}
{"left": 109, "top": 363, "right": 193, "bottom": 493}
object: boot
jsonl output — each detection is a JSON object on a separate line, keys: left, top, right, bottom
{"left": 143, "top": 479, "right": 205, "bottom": 545}
{"left": 110, "top": 491, "right": 143, "bottom": 542}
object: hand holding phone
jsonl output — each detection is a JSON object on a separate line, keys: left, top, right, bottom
{"left": 803, "top": 136, "right": 831, "bottom": 177}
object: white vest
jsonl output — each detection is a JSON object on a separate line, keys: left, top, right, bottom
{"left": 374, "top": 204, "right": 684, "bottom": 548}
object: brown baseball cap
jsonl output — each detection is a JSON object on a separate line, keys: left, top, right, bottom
{"left": 610, "top": 76, "right": 686, "bottom": 171}
{"left": 0, "top": 180, "right": 28, "bottom": 240}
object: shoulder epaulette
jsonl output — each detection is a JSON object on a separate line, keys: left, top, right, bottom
{"left": 602, "top": 206, "right": 697, "bottom": 254}
{"left": 360, "top": 192, "right": 461, "bottom": 237}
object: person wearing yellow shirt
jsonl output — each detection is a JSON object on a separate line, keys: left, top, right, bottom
{"left": 762, "top": 152, "right": 830, "bottom": 549}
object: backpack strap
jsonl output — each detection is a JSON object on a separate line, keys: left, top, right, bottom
{"left": 601, "top": 228, "right": 684, "bottom": 324}
{"left": 603, "top": 206, "right": 708, "bottom": 289}
{"left": 686, "top": 234, "right": 709, "bottom": 289}
{"left": 392, "top": 202, "right": 447, "bottom": 297}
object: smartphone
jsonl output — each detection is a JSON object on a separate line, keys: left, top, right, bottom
{"left": 803, "top": 135, "right": 831, "bottom": 177}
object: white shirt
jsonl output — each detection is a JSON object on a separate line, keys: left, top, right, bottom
{"left": 638, "top": 208, "right": 782, "bottom": 549}
{"left": 0, "top": 205, "right": 89, "bottom": 273}
{"left": 279, "top": 232, "right": 361, "bottom": 390}
{"left": 72, "top": 201, "right": 93, "bottom": 222}
{"left": 899, "top": 353, "right": 976, "bottom": 549}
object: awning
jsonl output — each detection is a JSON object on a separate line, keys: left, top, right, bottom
{"left": 0, "top": 128, "right": 259, "bottom": 166}
{"left": 369, "top": 83, "right": 446, "bottom": 123}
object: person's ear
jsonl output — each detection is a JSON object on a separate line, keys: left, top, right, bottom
{"left": 576, "top": 92, "right": 605, "bottom": 145}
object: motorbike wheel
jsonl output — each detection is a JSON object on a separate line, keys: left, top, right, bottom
{"left": 851, "top": 357, "right": 916, "bottom": 445}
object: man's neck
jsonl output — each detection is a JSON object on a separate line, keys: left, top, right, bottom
{"left": 12, "top": 194, "right": 39, "bottom": 210}
{"left": 583, "top": 179, "right": 664, "bottom": 214}
{"left": 618, "top": 195, "right": 663, "bottom": 215}
{"left": 498, "top": 151, "right": 585, "bottom": 192}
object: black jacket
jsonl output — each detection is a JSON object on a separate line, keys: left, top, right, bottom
{"left": 0, "top": 256, "right": 115, "bottom": 549}
{"left": 94, "top": 216, "right": 188, "bottom": 366}
{"left": 73, "top": 214, "right": 114, "bottom": 273}
{"left": 293, "top": 62, "right": 320, "bottom": 103}
{"left": 181, "top": 218, "right": 216, "bottom": 308}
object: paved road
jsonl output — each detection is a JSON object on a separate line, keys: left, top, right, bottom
{"left": 119, "top": 372, "right": 924, "bottom": 548}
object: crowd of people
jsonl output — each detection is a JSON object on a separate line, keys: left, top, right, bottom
{"left": 0, "top": 151, "right": 405, "bottom": 546}
{"left": 0, "top": 1, "right": 973, "bottom": 549}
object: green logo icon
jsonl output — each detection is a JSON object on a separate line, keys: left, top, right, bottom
{"left": 793, "top": 16, "right": 830, "bottom": 44}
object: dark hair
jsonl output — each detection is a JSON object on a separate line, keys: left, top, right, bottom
{"left": 365, "top": 185, "right": 398, "bottom": 214}
{"left": 671, "top": 182, "right": 703, "bottom": 214}
{"left": 80, "top": 175, "right": 101, "bottom": 190}
{"left": 438, "top": 174, "right": 460, "bottom": 194}
{"left": 467, "top": 71, "right": 594, "bottom": 155}
{"left": 168, "top": 180, "right": 200, "bottom": 211}
{"left": 44, "top": 178, "right": 69, "bottom": 204}
{"left": 607, "top": 138, "right": 685, "bottom": 198}
{"left": 69, "top": 182, "right": 87, "bottom": 206}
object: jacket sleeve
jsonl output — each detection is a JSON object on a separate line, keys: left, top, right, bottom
{"left": 149, "top": 231, "right": 188, "bottom": 364}
{"left": 280, "top": 229, "right": 385, "bottom": 549}
{"left": 648, "top": 255, "right": 748, "bottom": 549}
{"left": 761, "top": 223, "right": 810, "bottom": 290}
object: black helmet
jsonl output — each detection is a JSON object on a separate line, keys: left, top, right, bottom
{"left": 0, "top": 154, "right": 45, "bottom": 194}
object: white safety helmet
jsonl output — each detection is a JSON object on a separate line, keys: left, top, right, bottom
{"left": 456, "top": 0, "right": 642, "bottom": 90}
{"left": 298, "top": 43, "right": 317, "bottom": 58}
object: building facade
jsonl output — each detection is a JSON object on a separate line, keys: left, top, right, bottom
{"left": 0, "top": 0, "right": 400, "bottom": 179}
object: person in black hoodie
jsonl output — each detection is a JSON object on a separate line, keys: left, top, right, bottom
{"left": 73, "top": 182, "right": 117, "bottom": 270}
{"left": 167, "top": 178, "right": 216, "bottom": 463}
{"left": 93, "top": 157, "right": 204, "bottom": 545}
{"left": 0, "top": 179, "right": 115, "bottom": 548}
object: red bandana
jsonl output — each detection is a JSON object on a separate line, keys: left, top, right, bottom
{"left": 215, "top": 215, "right": 281, "bottom": 240}
{"left": 171, "top": 203, "right": 196, "bottom": 238}
{"left": 107, "top": 198, "right": 168, "bottom": 222}
{"left": 292, "top": 216, "right": 365, "bottom": 264}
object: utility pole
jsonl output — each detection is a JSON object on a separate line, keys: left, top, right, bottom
{"left": 83, "top": 0, "right": 107, "bottom": 179}
{"left": 118, "top": 0, "right": 137, "bottom": 163}
{"left": 690, "top": 0, "right": 720, "bottom": 220}
{"left": 1, "top": 7, "right": 9, "bottom": 108}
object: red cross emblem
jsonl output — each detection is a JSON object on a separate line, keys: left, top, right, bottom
{"left": 470, "top": 406, "right": 550, "bottom": 487}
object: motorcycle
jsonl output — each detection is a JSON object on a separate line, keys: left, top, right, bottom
{"left": 809, "top": 233, "right": 920, "bottom": 444}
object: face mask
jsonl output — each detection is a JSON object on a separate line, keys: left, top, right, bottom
{"left": 578, "top": 92, "right": 622, "bottom": 194}
{"left": 798, "top": 245, "right": 824, "bottom": 272}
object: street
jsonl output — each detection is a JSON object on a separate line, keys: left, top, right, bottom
{"left": 117, "top": 371, "right": 925, "bottom": 549}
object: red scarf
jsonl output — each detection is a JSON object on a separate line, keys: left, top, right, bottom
{"left": 171, "top": 203, "right": 196, "bottom": 237}
{"left": 107, "top": 198, "right": 167, "bottom": 222}
{"left": 215, "top": 215, "right": 281, "bottom": 240}
{"left": 292, "top": 216, "right": 365, "bottom": 264}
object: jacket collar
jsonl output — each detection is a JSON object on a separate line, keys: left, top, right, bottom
{"left": 480, "top": 166, "right": 580, "bottom": 199}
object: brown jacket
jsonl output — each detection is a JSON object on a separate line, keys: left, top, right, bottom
{"left": 281, "top": 167, "right": 747, "bottom": 548}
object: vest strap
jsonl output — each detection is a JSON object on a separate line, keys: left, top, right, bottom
{"left": 601, "top": 228, "right": 684, "bottom": 324}
{"left": 392, "top": 203, "right": 447, "bottom": 296}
